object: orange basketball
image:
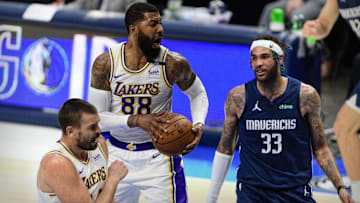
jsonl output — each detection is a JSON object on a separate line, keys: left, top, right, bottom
{"left": 152, "top": 113, "right": 195, "bottom": 156}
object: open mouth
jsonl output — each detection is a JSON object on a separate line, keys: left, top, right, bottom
{"left": 152, "top": 38, "right": 161, "bottom": 48}
{"left": 256, "top": 68, "right": 265, "bottom": 76}
{"left": 92, "top": 135, "right": 99, "bottom": 144}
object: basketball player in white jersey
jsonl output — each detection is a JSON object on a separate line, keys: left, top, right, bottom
{"left": 37, "top": 99, "right": 128, "bottom": 203}
{"left": 88, "top": 2, "right": 209, "bottom": 203}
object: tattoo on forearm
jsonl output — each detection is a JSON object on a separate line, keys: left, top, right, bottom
{"left": 218, "top": 88, "right": 243, "bottom": 154}
{"left": 128, "top": 115, "right": 139, "bottom": 127}
{"left": 316, "top": 150, "right": 342, "bottom": 187}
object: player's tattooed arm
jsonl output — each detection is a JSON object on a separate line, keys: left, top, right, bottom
{"left": 217, "top": 86, "right": 245, "bottom": 155}
{"left": 300, "top": 84, "right": 344, "bottom": 188}
{"left": 165, "top": 51, "right": 196, "bottom": 91}
{"left": 91, "top": 52, "right": 111, "bottom": 91}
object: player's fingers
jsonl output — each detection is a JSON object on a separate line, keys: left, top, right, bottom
{"left": 149, "top": 126, "right": 161, "bottom": 141}
{"left": 182, "top": 145, "right": 193, "bottom": 154}
{"left": 191, "top": 126, "right": 202, "bottom": 134}
{"left": 154, "top": 111, "right": 166, "bottom": 117}
{"left": 152, "top": 119, "right": 167, "bottom": 134}
{"left": 155, "top": 116, "right": 170, "bottom": 124}
{"left": 150, "top": 127, "right": 164, "bottom": 140}
{"left": 184, "top": 137, "right": 199, "bottom": 151}
{"left": 181, "top": 150, "right": 191, "bottom": 156}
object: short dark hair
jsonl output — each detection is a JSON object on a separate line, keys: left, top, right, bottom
{"left": 254, "top": 35, "right": 288, "bottom": 54}
{"left": 125, "top": 2, "right": 159, "bottom": 33}
{"left": 58, "top": 98, "right": 98, "bottom": 134}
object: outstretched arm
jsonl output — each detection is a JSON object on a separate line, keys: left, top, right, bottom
{"left": 300, "top": 84, "right": 353, "bottom": 203}
{"left": 302, "top": 0, "right": 339, "bottom": 39}
{"left": 206, "top": 86, "right": 245, "bottom": 203}
{"left": 165, "top": 51, "right": 209, "bottom": 155}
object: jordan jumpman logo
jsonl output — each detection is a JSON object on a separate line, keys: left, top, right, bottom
{"left": 252, "top": 100, "right": 262, "bottom": 111}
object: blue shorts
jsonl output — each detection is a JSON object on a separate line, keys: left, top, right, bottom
{"left": 236, "top": 181, "right": 316, "bottom": 203}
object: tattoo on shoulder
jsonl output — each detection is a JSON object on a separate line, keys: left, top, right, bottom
{"left": 91, "top": 52, "right": 111, "bottom": 90}
{"left": 300, "top": 84, "right": 326, "bottom": 151}
{"left": 300, "top": 84, "right": 321, "bottom": 117}
{"left": 227, "top": 86, "right": 246, "bottom": 117}
{"left": 165, "top": 51, "right": 195, "bottom": 90}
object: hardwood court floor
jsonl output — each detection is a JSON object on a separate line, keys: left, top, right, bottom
{"left": 0, "top": 121, "right": 340, "bottom": 203}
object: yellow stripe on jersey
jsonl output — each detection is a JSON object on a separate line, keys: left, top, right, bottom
{"left": 119, "top": 43, "right": 152, "bottom": 74}
{"left": 46, "top": 149, "right": 61, "bottom": 154}
{"left": 161, "top": 48, "right": 171, "bottom": 89}
{"left": 97, "top": 143, "right": 107, "bottom": 162}
{"left": 109, "top": 48, "right": 115, "bottom": 85}
{"left": 57, "top": 141, "right": 91, "bottom": 166}
{"left": 168, "top": 156, "right": 175, "bottom": 203}
{"left": 49, "top": 194, "right": 57, "bottom": 197}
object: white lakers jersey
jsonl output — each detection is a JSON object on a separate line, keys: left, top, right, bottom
{"left": 108, "top": 42, "right": 173, "bottom": 143}
{"left": 37, "top": 141, "right": 108, "bottom": 202}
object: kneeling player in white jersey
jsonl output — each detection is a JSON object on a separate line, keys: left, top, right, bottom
{"left": 37, "top": 99, "right": 128, "bottom": 203}
{"left": 88, "top": 2, "right": 209, "bottom": 203}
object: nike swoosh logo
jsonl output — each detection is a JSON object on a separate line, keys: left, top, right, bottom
{"left": 152, "top": 152, "right": 160, "bottom": 159}
{"left": 114, "top": 74, "right": 125, "bottom": 79}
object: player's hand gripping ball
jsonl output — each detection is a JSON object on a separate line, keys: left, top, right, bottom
{"left": 152, "top": 113, "right": 195, "bottom": 156}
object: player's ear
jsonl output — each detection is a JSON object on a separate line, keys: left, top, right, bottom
{"left": 65, "top": 125, "right": 74, "bottom": 136}
{"left": 279, "top": 54, "right": 284, "bottom": 64}
{"left": 129, "top": 24, "right": 137, "bottom": 36}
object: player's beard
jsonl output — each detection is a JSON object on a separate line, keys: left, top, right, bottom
{"left": 138, "top": 29, "right": 160, "bottom": 61}
{"left": 77, "top": 133, "right": 99, "bottom": 151}
{"left": 257, "top": 62, "right": 279, "bottom": 83}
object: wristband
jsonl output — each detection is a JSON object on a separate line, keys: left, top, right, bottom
{"left": 337, "top": 185, "right": 348, "bottom": 194}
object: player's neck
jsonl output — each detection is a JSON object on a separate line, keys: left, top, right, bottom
{"left": 124, "top": 40, "right": 148, "bottom": 71}
{"left": 60, "top": 137, "right": 88, "bottom": 162}
{"left": 257, "top": 76, "right": 287, "bottom": 101}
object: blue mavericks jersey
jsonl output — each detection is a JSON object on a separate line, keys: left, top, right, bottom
{"left": 237, "top": 76, "right": 312, "bottom": 189}
{"left": 338, "top": 0, "right": 360, "bottom": 39}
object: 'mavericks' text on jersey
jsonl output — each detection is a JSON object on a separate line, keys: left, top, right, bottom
{"left": 246, "top": 118, "right": 296, "bottom": 130}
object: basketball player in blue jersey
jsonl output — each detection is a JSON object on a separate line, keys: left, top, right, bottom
{"left": 334, "top": 81, "right": 360, "bottom": 202}
{"left": 37, "top": 99, "right": 128, "bottom": 203}
{"left": 206, "top": 35, "right": 353, "bottom": 203}
{"left": 88, "top": 2, "right": 209, "bottom": 203}
{"left": 303, "top": 0, "right": 360, "bottom": 100}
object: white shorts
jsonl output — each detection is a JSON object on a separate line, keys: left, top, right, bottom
{"left": 107, "top": 139, "right": 187, "bottom": 203}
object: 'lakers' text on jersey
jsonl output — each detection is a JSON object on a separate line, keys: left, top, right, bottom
{"left": 238, "top": 77, "right": 312, "bottom": 189}
{"left": 37, "top": 141, "right": 108, "bottom": 203}
{"left": 108, "top": 42, "right": 173, "bottom": 143}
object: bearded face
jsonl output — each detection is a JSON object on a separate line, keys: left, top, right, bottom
{"left": 258, "top": 60, "right": 279, "bottom": 83}
{"left": 76, "top": 131, "right": 99, "bottom": 151}
{"left": 138, "top": 29, "right": 161, "bottom": 61}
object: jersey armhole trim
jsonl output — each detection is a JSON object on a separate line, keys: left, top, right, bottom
{"left": 109, "top": 48, "right": 115, "bottom": 85}
{"left": 161, "top": 48, "right": 172, "bottom": 89}
{"left": 97, "top": 143, "right": 107, "bottom": 163}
